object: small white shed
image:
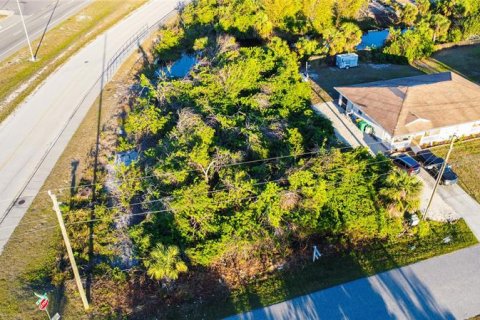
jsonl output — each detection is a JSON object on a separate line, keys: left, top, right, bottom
{"left": 336, "top": 53, "right": 359, "bottom": 69}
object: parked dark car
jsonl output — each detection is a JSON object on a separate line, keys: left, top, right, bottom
{"left": 416, "top": 150, "right": 442, "bottom": 169}
{"left": 416, "top": 150, "right": 458, "bottom": 185}
{"left": 428, "top": 161, "right": 458, "bottom": 185}
{"left": 392, "top": 154, "right": 421, "bottom": 175}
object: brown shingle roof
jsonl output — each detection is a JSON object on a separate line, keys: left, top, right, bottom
{"left": 335, "top": 72, "right": 480, "bottom": 136}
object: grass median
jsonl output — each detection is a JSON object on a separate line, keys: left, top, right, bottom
{"left": 0, "top": 0, "right": 148, "bottom": 123}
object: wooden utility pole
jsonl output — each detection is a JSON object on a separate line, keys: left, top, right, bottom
{"left": 48, "top": 191, "right": 90, "bottom": 311}
{"left": 423, "top": 135, "right": 456, "bottom": 220}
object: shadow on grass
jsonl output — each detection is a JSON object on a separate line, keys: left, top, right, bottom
{"left": 34, "top": 0, "right": 60, "bottom": 60}
{"left": 86, "top": 34, "right": 108, "bottom": 302}
{"left": 221, "top": 243, "right": 456, "bottom": 320}
{"left": 201, "top": 221, "right": 477, "bottom": 320}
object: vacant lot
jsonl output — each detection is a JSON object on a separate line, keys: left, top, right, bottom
{"left": 432, "top": 139, "right": 480, "bottom": 203}
{"left": 309, "top": 60, "right": 423, "bottom": 102}
{"left": 413, "top": 44, "right": 480, "bottom": 83}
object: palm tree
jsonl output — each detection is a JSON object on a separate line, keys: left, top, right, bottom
{"left": 380, "top": 170, "right": 423, "bottom": 217}
{"left": 144, "top": 244, "right": 188, "bottom": 282}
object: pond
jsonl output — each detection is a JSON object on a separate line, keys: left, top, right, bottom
{"left": 157, "top": 54, "right": 198, "bottom": 78}
{"left": 357, "top": 29, "right": 390, "bottom": 50}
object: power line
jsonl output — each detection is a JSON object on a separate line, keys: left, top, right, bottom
{"left": 9, "top": 134, "right": 476, "bottom": 204}
{"left": 0, "top": 156, "right": 397, "bottom": 230}
{"left": 0, "top": 170, "right": 397, "bottom": 237}
{"left": 5, "top": 132, "right": 477, "bottom": 207}
{"left": 7, "top": 173, "right": 475, "bottom": 243}
{"left": 0, "top": 140, "right": 391, "bottom": 205}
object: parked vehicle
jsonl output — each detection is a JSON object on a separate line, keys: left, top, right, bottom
{"left": 416, "top": 150, "right": 458, "bottom": 185}
{"left": 428, "top": 162, "right": 458, "bottom": 185}
{"left": 392, "top": 154, "right": 421, "bottom": 175}
{"left": 416, "top": 150, "right": 442, "bottom": 169}
{"left": 336, "top": 53, "right": 359, "bottom": 69}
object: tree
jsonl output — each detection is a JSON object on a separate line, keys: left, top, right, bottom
{"left": 218, "top": 0, "right": 273, "bottom": 39}
{"left": 383, "top": 22, "right": 434, "bottom": 62}
{"left": 145, "top": 244, "right": 188, "bottom": 281}
{"left": 400, "top": 3, "right": 419, "bottom": 27}
{"left": 430, "top": 14, "right": 451, "bottom": 42}
{"left": 301, "top": 0, "right": 335, "bottom": 34}
{"left": 334, "top": 0, "right": 368, "bottom": 25}
{"left": 417, "top": 0, "right": 431, "bottom": 17}
{"left": 261, "top": 0, "right": 301, "bottom": 29}
{"left": 380, "top": 170, "right": 423, "bottom": 217}
{"left": 323, "top": 22, "right": 362, "bottom": 55}
{"left": 295, "top": 37, "right": 322, "bottom": 59}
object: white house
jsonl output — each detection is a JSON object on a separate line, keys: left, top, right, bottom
{"left": 335, "top": 72, "right": 480, "bottom": 150}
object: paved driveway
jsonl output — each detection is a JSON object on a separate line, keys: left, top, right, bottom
{"left": 227, "top": 245, "right": 480, "bottom": 320}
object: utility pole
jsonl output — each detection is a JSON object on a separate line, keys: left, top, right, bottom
{"left": 48, "top": 191, "right": 90, "bottom": 311}
{"left": 16, "top": 0, "right": 35, "bottom": 61}
{"left": 423, "top": 135, "right": 456, "bottom": 220}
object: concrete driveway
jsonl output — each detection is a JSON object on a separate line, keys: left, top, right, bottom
{"left": 417, "top": 169, "right": 460, "bottom": 222}
{"left": 312, "top": 102, "right": 389, "bottom": 155}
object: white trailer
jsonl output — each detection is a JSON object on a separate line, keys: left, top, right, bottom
{"left": 336, "top": 53, "right": 359, "bottom": 69}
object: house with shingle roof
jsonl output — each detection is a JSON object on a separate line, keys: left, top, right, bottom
{"left": 335, "top": 72, "right": 480, "bottom": 150}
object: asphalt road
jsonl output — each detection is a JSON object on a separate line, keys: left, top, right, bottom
{"left": 0, "top": 0, "right": 183, "bottom": 253}
{"left": 228, "top": 245, "right": 480, "bottom": 320}
{"left": 0, "top": 0, "right": 90, "bottom": 61}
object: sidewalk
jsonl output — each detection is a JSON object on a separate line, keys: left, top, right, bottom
{"left": 227, "top": 245, "right": 480, "bottom": 320}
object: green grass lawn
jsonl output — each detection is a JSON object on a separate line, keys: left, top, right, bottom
{"left": 413, "top": 44, "right": 480, "bottom": 83}
{"left": 178, "top": 219, "right": 477, "bottom": 319}
{"left": 309, "top": 59, "right": 423, "bottom": 102}
{"left": 431, "top": 139, "right": 480, "bottom": 203}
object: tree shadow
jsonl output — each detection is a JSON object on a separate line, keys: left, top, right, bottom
{"left": 33, "top": 0, "right": 60, "bottom": 59}
{"left": 226, "top": 243, "right": 456, "bottom": 320}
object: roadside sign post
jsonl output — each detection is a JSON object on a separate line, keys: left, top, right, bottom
{"left": 312, "top": 245, "right": 322, "bottom": 262}
{"left": 34, "top": 292, "right": 50, "bottom": 319}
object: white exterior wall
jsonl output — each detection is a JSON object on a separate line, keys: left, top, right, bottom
{"left": 420, "top": 121, "right": 480, "bottom": 146}
{"left": 340, "top": 95, "right": 480, "bottom": 150}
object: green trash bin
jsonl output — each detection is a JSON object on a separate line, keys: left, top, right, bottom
{"left": 357, "top": 120, "right": 373, "bottom": 134}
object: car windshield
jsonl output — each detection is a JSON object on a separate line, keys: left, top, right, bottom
{"left": 400, "top": 156, "right": 419, "bottom": 168}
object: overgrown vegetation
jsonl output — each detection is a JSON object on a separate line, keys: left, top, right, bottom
{"left": 2, "top": 1, "right": 478, "bottom": 319}
{"left": 54, "top": 1, "right": 477, "bottom": 318}
{"left": 383, "top": 0, "right": 480, "bottom": 62}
